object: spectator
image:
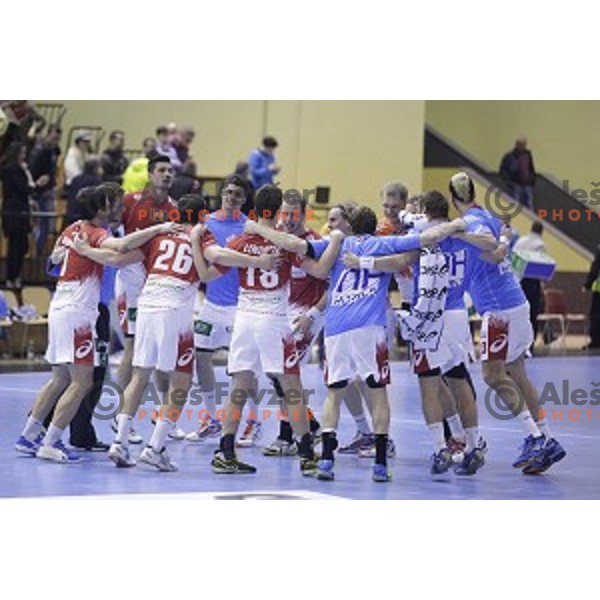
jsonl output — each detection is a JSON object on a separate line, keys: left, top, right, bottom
{"left": 583, "top": 243, "right": 600, "bottom": 350}
{"left": 513, "top": 221, "right": 547, "bottom": 346}
{"left": 122, "top": 137, "right": 156, "bottom": 193}
{"left": 172, "top": 124, "right": 196, "bottom": 172}
{"left": 101, "top": 130, "right": 129, "bottom": 185}
{"left": 1, "top": 142, "right": 49, "bottom": 288}
{"left": 248, "top": 135, "right": 280, "bottom": 189}
{"left": 170, "top": 162, "right": 202, "bottom": 201}
{"left": 65, "top": 156, "right": 103, "bottom": 225}
{"left": 64, "top": 129, "right": 92, "bottom": 186}
{"left": 500, "top": 135, "right": 536, "bottom": 210}
{"left": 155, "top": 125, "right": 181, "bottom": 170}
{"left": 27, "top": 124, "right": 62, "bottom": 256}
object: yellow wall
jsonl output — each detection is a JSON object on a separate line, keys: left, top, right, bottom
{"left": 423, "top": 168, "right": 589, "bottom": 272}
{"left": 426, "top": 100, "right": 600, "bottom": 195}
{"left": 48, "top": 100, "right": 424, "bottom": 211}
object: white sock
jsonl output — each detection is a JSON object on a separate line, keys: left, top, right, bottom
{"left": 115, "top": 414, "right": 133, "bottom": 446}
{"left": 149, "top": 419, "right": 174, "bottom": 452}
{"left": 536, "top": 417, "right": 552, "bottom": 439}
{"left": 428, "top": 422, "right": 447, "bottom": 452}
{"left": 44, "top": 423, "right": 64, "bottom": 447}
{"left": 518, "top": 409, "right": 541, "bottom": 437}
{"left": 22, "top": 416, "right": 43, "bottom": 441}
{"left": 354, "top": 414, "right": 371, "bottom": 435}
{"left": 465, "top": 427, "right": 479, "bottom": 452}
{"left": 446, "top": 413, "right": 466, "bottom": 441}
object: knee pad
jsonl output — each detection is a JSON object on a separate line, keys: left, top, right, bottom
{"left": 444, "top": 363, "right": 468, "bottom": 380}
{"left": 365, "top": 374, "right": 385, "bottom": 388}
{"left": 327, "top": 379, "right": 348, "bottom": 389}
{"left": 417, "top": 367, "right": 441, "bottom": 379}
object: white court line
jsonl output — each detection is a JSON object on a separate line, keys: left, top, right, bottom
{"left": 20, "top": 490, "right": 347, "bottom": 501}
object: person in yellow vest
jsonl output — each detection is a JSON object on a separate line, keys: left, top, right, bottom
{"left": 122, "top": 138, "right": 156, "bottom": 193}
{"left": 583, "top": 243, "right": 600, "bottom": 350}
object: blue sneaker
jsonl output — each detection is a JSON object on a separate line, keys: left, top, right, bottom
{"left": 372, "top": 463, "right": 392, "bottom": 482}
{"left": 512, "top": 435, "right": 545, "bottom": 468}
{"left": 522, "top": 438, "right": 566, "bottom": 475}
{"left": 36, "top": 441, "right": 82, "bottom": 463}
{"left": 454, "top": 448, "right": 485, "bottom": 476}
{"left": 15, "top": 434, "right": 43, "bottom": 456}
{"left": 430, "top": 448, "right": 453, "bottom": 476}
{"left": 317, "top": 459, "right": 335, "bottom": 481}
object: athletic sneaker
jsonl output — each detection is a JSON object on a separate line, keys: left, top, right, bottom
{"left": 236, "top": 420, "right": 263, "bottom": 448}
{"left": 522, "top": 438, "right": 567, "bottom": 475}
{"left": 477, "top": 436, "right": 488, "bottom": 454}
{"left": 168, "top": 426, "right": 186, "bottom": 441}
{"left": 15, "top": 433, "right": 44, "bottom": 456}
{"left": 139, "top": 446, "right": 177, "bottom": 472}
{"left": 430, "top": 448, "right": 453, "bottom": 476}
{"left": 512, "top": 435, "right": 546, "bottom": 468}
{"left": 316, "top": 459, "right": 335, "bottom": 481}
{"left": 358, "top": 437, "right": 396, "bottom": 458}
{"left": 211, "top": 450, "right": 257, "bottom": 474}
{"left": 372, "top": 463, "right": 392, "bottom": 482}
{"left": 300, "top": 457, "right": 319, "bottom": 476}
{"left": 111, "top": 417, "right": 143, "bottom": 445}
{"left": 185, "top": 417, "right": 221, "bottom": 442}
{"left": 447, "top": 437, "right": 466, "bottom": 464}
{"left": 36, "top": 441, "right": 82, "bottom": 463}
{"left": 108, "top": 442, "right": 136, "bottom": 468}
{"left": 263, "top": 438, "right": 299, "bottom": 456}
{"left": 339, "top": 431, "right": 373, "bottom": 454}
{"left": 454, "top": 448, "right": 486, "bottom": 476}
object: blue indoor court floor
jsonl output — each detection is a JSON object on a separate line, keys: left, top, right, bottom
{"left": 1, "top": 356, "right": 599, "bottom": 500}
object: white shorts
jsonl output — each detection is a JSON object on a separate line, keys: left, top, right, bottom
{"left": 412, "top": 309, "right": 475, "bottom": 375}
{"left": 133, "top": 308, "right": 195, "bottom": 374}
{"left": 115, "top": 271, "right": 144, "bottom": 337}
{"left": 45, "top": 306, "right": 98, "bottom": 367}
{"left": 193, "top": 300, "right": 236, "bottom": 350}
{"left": 324, "top": 325, "right": 390, "bottom": 386}
{"left": 227, "top": 313, "right": 300, "bottom": 376}
{"left": 480, "top": 302, "right": 533, "bottom": 364}
{"left": 289, "top": 308, "right": 324, "bottom": 366}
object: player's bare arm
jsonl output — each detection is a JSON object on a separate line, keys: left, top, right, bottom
{"left": 101, "top": 221, "right": 181, "bottom": 253}
{"left": 300, "top": 229, "right": 344, "bottom": 279}
{"left": 244, "top": 219, "right": 310, "bottom": 255}
{"left": 343, "top": 250, "right": 419, "bottom": 273}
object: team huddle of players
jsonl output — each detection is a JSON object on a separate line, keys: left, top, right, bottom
{"left": 14, "top": 153, "right": 567, "bottom": 483}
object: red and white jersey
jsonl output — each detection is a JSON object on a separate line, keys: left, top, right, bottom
{"left": 119, "top": 190, "right": 179, "bottom": 296}
{"left": 226, "top": 233, "right": 305, "bottom": 318}
{"left": 52, "top": 221, "right": 109, "bottom": 311}
{"left": 289, "top": 229, "right": 327, "bottom": 313}
{"left": 137, "top": 228, "right": 217, "bottom": 312}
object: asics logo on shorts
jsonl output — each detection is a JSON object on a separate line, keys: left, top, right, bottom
{"left": 490, "top": 334, "right": 509, "bottom": 354}
{"left": 177, "top": 348, "right": 195, "bottom": 368}
{"left": 284, "top": 350, "right": 301, "bottom": 369}
{"left": 413, "top": 351, "right": 425, "bottom": 367}
{"left": 75, "top": 340, "right": 94, "bottom": 360}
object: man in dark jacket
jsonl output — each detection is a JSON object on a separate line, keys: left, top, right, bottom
{"left": 27, "top": 124, "right": 62, "bottom": 256}
{"left": 101, "top": 130, "right": 129, "bottom": 185}
{"left": 65, "top": 157, "right": 103, "bottom": 225}
{"left": 500, "top": 136, "right": 536, "bottom": 210}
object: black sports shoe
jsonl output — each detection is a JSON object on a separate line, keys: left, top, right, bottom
{"left": 211, "top": 450, "right": 257, "bottom": 474}
{"left": 71, "top": 440, "right": 110, "bottom": 452}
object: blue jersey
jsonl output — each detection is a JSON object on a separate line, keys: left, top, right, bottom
{"left": 205, "top": 211, "right": 247, "bottom": 307}
{"left": 458, "top": 206, "right": 526, "bottom": 313}
{"left": 311, "top": 234, "right": 421, "bottom": 337}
